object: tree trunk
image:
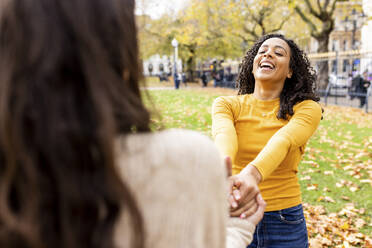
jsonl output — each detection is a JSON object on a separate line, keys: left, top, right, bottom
{"left": 186, "top": 45, "right": 196, "bottom": 82}
{"left": 316, "top": 36, "right": 330, "bottom": 90}
{"left": 186, "top": 57, "right": 195, "bottom": 82}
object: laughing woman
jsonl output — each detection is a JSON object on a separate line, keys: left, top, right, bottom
{"left": 212, "top": 34, "right": 322, "bottom": 248}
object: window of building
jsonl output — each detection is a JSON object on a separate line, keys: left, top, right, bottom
{"left": 332, "top": 60, "right": 337, "bottom": 73}
{"left": 343, "top": 60, "right": 350, "bottom": 72}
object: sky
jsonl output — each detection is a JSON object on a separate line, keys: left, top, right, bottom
{"left": 135, "top": 0, "right": 189, "bottom": 19}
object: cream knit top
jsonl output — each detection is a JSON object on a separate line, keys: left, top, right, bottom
{"left": 114, "top": 129, "right": 255, "bottom": 248}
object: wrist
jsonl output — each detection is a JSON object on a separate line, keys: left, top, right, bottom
{"left": 241, "top": 164, "right": 262, "bottom": 184}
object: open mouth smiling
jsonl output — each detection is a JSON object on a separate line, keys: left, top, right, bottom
{"left": 259, "top": 61, "right": 275, "bottom": 70}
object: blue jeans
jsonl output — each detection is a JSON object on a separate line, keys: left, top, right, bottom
{"left": 247, "top": 204, "right": 308, "bottom": 248}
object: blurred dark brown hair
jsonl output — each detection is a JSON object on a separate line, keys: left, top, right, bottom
{"left": 0, "top": 0, "right": 149, "bottom": 247}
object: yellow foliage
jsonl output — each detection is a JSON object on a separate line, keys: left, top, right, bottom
{"left": 341, "top": 222, "right": 350, "bottom": 230}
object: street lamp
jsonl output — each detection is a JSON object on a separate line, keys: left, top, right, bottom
{"left": 171, "top": 38, "right": 179, "bottom": 89}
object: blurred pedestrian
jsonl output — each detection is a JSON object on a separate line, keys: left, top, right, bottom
{"left": 148, "top": 63, "right": 153, "bottom": 76}
{"left": 212, "top": 70, "right": 219, "bottom": 87}
{"left": 357, "top": 70, "right": 370, "bottom": 108}
{"left": 201, "top": 71, "right": 208, "bottom": 87}
{"left": 182, "top": 72, "right": 187, "bottom": 87}
{"left": 174, "top": 72, "right": 181, "bottom": 89}
{"left": 351, "top": 70, "right": 371, "bottom": 107}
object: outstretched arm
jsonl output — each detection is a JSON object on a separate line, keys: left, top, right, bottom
{"left": 231, "top": 100, "right": 322, "bottom": 216}
{"left": 250, "top": 100, "right": 322, "bottom": 180}
{"left": 213, "top": 97, "right": 261, "bottom": 217}
{"left": 212, "top": 97, "right": 239, "bottom": 165}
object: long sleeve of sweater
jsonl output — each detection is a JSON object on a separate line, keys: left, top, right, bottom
{"left": 115, "top": 129, "right": 256, "bottom": 248}
{"left": 212, "top": 96, "right": 322, "bottom": 180}
{"left": 226, "top": 218, "right": 255, "bottom": 248}
{"left": 212, "top": 96, "right": 239, "bottom": 164}
{"left": 250, "top": 100, "right": 322, "bottom": 180}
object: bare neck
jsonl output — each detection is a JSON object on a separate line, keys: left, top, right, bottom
{"left": 253, "top": 80, "right": 284, "bottom": 100}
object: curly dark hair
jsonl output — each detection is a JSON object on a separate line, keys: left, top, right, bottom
{"left": 236, "top": 33, "right": 320, "bottom": 120}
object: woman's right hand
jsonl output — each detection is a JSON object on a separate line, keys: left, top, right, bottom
{"left": 245, "top": 194, "right": 266, "bottom": 225}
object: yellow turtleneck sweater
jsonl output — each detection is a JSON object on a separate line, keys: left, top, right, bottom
{"left": 212, "top": 94, "right": 322, "bottom": 211}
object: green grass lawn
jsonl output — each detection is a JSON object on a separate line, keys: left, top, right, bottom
{"left": 144, "top": 88, "right": 372, "bottom": 245}
{"left": 145, "top": 89, "right": 214, "bottom": 134}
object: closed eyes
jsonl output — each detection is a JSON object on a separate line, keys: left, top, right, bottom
{"left": 257, "top": 50, "right": 284, "bottom": 56}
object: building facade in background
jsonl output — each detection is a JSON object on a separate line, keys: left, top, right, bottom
{"left": 303, "top": 0, "right": 371, "bottom": 85}
{"left": 143, "top": 54, "right": 182, "bottom": 77}
{"left": 329, "top": 1, "right": 363, "bottom": 76}
{"left": 361, "top": 0, "right": 372, "bottom": 75}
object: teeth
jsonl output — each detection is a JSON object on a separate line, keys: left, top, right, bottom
{"left": 260, "top": 62, "right": 274, "bottom": 69}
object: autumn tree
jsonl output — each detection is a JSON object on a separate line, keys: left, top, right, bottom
{"left": 177, "top": 0, "right": 294, "bottom": 77}
{"left": 229, "top": 0, "right": 292, "bottom": 51}
{"left": 292, "top": 0, "right": 352, "bottom": 89}
{"left": 137, "top": 13, "right": 177, "bottom": 60}
{"left": 136, "top": 0, "right": 315, "bottom": 81}
{"left": 150, "top": 0, "right": 241, "bottom": 81}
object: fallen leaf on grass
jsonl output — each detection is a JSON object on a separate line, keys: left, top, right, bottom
{"left": 335, "top": 179, "right": 360, "bottom": 192}
{"left": 360, "top": 179, "right": 372, "bottom": 186}
{"left": 300, "top": 175, "right": 311, "bottom": 181}
{"left": 340, "top": 222, "right": 349, "bottom": 230}
{"left": 317, "top": 196, "right": 335, "bottom": 203}
{"left": 341, "top": 196, "right": 350, "bottom": 201}
{"left": 336, "top": 182, "right": 344, "bottom": 188}
{"left": 303, "top": 202, "right": 371, "bottom": 247}
{"left": 323, "top": 187, "right": 331, "bottom": 192}
{"left": 324, "top": 170, "right": 334, "bottom": 175}
{"left": 302, "top": 160, "right": 319, "bottom": 168}
{"left": 307, "top": 184, "right": 318, "bottom": 191}
{"left": 354, "top": 218, "right": 366, "bottom": 228}
{"left": 343, "top": 240, "right": 351, "bottom": 248}
{"left": 350, "top": 186, "right": 359, "bottom": 192}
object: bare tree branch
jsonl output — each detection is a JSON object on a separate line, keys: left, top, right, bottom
{"left": 233, "top": 31, "right": 256, "bottom": 43}
{"left": 317, "top": 0, "right": 322, "bottom": 12}
{"left": 243, "top": 24, "right": 259, "bottom": 39}
{"left": 330, "top": 0, "right": 338, "bottom": 16}
{"left": 323, "top": 0, "right": 331, "bottom": 11}
{"left": 270, "top": 15, "right": 290, "bottom": 33}
{"left": 261, "top": 26, "right": 266, "bottom": 36}
{"left": 311, "top": 30, "right": 321, "bottom": 40}
{"left": 303, "top": 0, "right": 321, "bottom": 19}
{"left": 256, "top": 13, "right": 266, "bottom": 35}
{"left": 295, "top": 6, "right": 318, "bottom": 33}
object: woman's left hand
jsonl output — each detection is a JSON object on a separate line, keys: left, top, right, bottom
{"left": 228, "top": 172, "right": 259, "bottom": 218}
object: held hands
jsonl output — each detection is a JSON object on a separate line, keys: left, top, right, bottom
{"left": 245, "top": 194, "right": 266, "bottom": 226}
{"left": 224, "top": 157, "right": 263, "bottom": 219}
